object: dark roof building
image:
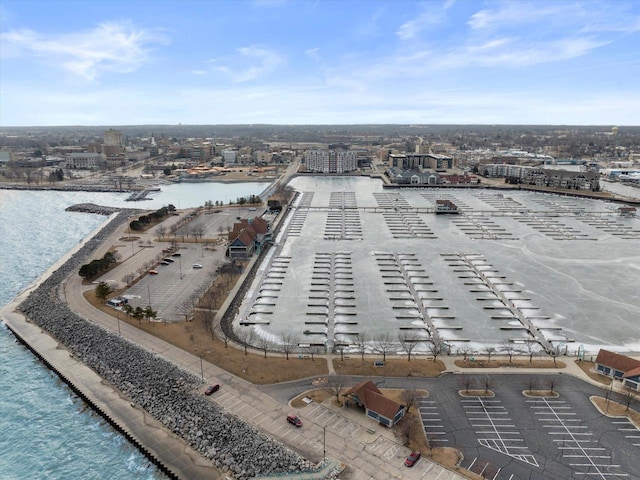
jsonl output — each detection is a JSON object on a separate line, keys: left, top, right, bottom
{"left": 343, "top": 380, "right": 405, "bottom": 427}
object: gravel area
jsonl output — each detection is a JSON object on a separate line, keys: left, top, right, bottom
{"left": 17, "top": 211, "right": 311, "bottom": 479}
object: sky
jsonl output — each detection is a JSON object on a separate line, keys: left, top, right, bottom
{"left": 1, "top": 0, "right": 639, "bottom": 126}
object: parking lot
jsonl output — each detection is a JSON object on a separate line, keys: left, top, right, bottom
{"left": 418, "top": 374, "right": 640, "bottom": 480}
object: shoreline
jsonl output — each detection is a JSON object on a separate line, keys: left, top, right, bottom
{"left": 1, "top": 201, "right": 315, "bottom": 480}
{"left": 0, "top": 213, "right": 219, "bottom": 480}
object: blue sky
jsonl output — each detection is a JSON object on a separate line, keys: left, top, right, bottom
{"left": 1, "top": 0, "right": 639, "bottom": 126}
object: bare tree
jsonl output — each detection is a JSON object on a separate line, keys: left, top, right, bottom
{"left": 336, "top": 345, "right": 345, "bottom": 361}
{"left": 257, "top": 335, "right": 272, "bottom": 359}
{"left": 501, "top": 340, "right": 519, "bottom": 364}
{"left": 280, "top": 333, "right": 299, "bottom": 360}
{"left": 544, "top": 377, "right": 559, "bottom": 394}
{"left": 122, "top": 273, "right": 135, "bottom": 287}
{"left": 458, "top": 375, "right": 476, "bottom": 394}
{"left": 621, "top": 387, "right": 638, "bottom": 412}
{"left": 213, "top": 323, "right": 231, "bottom": 348}
{"left": 525, "top": 341, "right": 539, "bottom": 363}
{"left": 353, "top": 332, "right": 368, "bottom": 361}
{"left": 524, "top": 377, "right": 538, "bottom": 394}
{"left": 398, "top": 331, "right": 421, "bottom": 362}
{"left": 460, "top": 344, "right": 473, "bottom": 363}
{"left": 324, "top": 377, "right": 346, "bottom": 405}
{"left": 394, "top": 416, "right": 415, "bottom": 446}
{"left": 156, "top": 224, "right": 167, "bottom": 240}
{"left": 483, "top": 375, "right": 494, "bottom": 395}
{"left": 238, "top": 328, "right": 255, "bottom": 355}
{"left": 428, "top": 337, "right": 444, "bottom": 362}
{"left": 177, "top": 300, "right": 193, "bottom": 322}
{"left": 192, "top": 224, "right": 205, "bottom": 242}
{"left": 485, "top": 346, "right": 496, "bottom": 364}
{"left": 373, "top": 333, "right": 394, "bottom": 362}
{"left": 400, "top": 388, "right": 418, "bottom": 414}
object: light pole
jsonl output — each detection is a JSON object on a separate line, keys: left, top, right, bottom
{"left": 179, "top": 255, "right": 183, "bottom": 280}
{"left": 323, "top": 425, "right": 326, "bottom": 460}
{"left": 199, "top": 354, "right": 204, "bottom": 383}
{"left": 116, "top": 308, "right": 121, "bottom": 336}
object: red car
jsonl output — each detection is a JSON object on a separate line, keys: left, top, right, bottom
{"left": 404, "top": 451, "right": 421, "bottom": 467}
{"left": 204, "top": 384, "right": 220, "bottom": 395}
{"left": 286, "top": 414, "right": 302, "bottom": 427}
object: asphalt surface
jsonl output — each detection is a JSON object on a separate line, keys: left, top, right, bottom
{"left": 263, "top": 373, "right": 640, "bottom": 480}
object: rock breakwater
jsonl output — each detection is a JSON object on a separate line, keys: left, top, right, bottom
{"left": 65, "top": 203, "right": 121, "bottom": 215}
{"left": 16, "top": 212, "right": 310, "bottom": 479}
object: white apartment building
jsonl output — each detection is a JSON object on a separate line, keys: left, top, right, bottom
{"left": 223, "top": 149, "right": 237, "bottom": 164}
{"left": 65, "top": 152, "right": 106, "bottom": 169}
{"left": 304, "top": 150, "right": 358, "bottom": 173}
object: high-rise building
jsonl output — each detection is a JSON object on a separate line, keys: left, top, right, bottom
{"left": 304, "top": 150, "right": 358, "bottom": 173}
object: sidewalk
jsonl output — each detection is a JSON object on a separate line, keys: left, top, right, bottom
{"left": 254, "top": 459, "right": 346, "bottom": 480}
{"left": 438, "top": 354, "right": 623, "bottom": 391}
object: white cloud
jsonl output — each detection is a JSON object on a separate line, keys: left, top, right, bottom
{"left": 0, "top": 21, "right": 167, "bottom": 81}
{"left": 434, "top": 36, "right": 608, "bottom": 69}
{"left": 305, "top": 47, "right": 320, "bottom": 61}
{"left": 468, "top": 3, "right": 566, "bottom": 30}
{"left": 396, "top": 4, "right": 448, "bottom": 40}
{"left": 214, "top": 45, "right": 284, "bottom": 83}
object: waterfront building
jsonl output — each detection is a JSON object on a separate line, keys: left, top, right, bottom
{"left": 387, "top": 153, "right": 453, "bottom": 171}
{"left": 595, "top": 350, "right": 640, "bottom": 391}
{"left": 343, "top": 380, "right": 406, "bottom": 427}
{"left": 65, "top": 152, "right": 106, "bottom": 169}
{"left": 304, "top": 150, "right": 357, "bottom": 173}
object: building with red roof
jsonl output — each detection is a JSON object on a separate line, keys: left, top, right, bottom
{"left": 594, "top": 349, "right": 640, "bottom": 391}
{"left": 343, "top": 380, "right": 405, "bottom": 427}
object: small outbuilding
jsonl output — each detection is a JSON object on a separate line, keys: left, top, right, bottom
{"left": 594, "top": 349, "right": 640, "bottom": 391}
{"left": 343, "top": 380, "right": 405, "bottom": 427}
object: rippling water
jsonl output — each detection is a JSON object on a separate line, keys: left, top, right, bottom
{"left": 0, "top": 182, "right": 267, "bottom": 479}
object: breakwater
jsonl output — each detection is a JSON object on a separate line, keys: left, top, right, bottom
{"left": 3, "top": 212, "right": 311, "bottom": 480}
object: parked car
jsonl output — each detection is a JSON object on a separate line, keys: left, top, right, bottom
{"left": 171, "top": 252, "right": 181, "bottom": 257}
{"left": 249, "top": 207, "right": 257, "bottom": 211}
{"left": 163, "top": 258, "right": 174, "bottom": 263}
{"left": 204, "top": 384, "right": 220, "bottom": 395}
{"left": 160, "top": 261, "right": 171, "bottom": 265}
{"left": 192, "top": 263, "right": 203, "bottom": 269}
{"left": 149, "top": 269, "right": 159, "bottom": 275}
{"left": 286, "top": 414, "right": 302, "bottom": 427}
{"left": 404, "top": 451, "right": 421, "bottom": 467}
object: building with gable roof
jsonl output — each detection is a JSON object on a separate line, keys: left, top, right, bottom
{"left": 342, "top": 380, "right": 405, "bottom": 427}
{"left": 594, "top": 349, "right": 640, "bottom": 391}
{"left": 227, "top": 216, "right": 271, "bottom": 260}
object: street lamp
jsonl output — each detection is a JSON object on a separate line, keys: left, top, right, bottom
{"left": 323, "top": 425, "right": 326, "bottom": 460}
{"left": 116, "top": 308, "right": 121, "bottom": 336}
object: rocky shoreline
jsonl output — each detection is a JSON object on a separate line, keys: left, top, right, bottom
{"left": 14, "top": 212, "right": 312, "bottom": 480}
{"left": 65, "top": 203, "right": 122, "bottom": 215}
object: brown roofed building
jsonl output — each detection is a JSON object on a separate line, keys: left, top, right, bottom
{"left": 594, "top": 349, "right": 640, "bottom": 391}
{"left": 227, "top": 216, "right": 272, "bottom": 259}
{"left": 343, "top": 380, "right": 405, "bottom": 427}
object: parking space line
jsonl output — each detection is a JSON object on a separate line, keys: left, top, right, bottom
{"left": 465, "top": 397, "right": 538, "bottom": 467}
{"left": 532, "top": 397, "right": 631, "bottom": 478}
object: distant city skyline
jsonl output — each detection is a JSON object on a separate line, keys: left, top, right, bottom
{"left": 1, "top": 0, "right": 639, "bottom": 126}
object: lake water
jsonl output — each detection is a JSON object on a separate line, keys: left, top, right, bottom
{"left": 0, "top": 181, "right": 268, "bottom": 479}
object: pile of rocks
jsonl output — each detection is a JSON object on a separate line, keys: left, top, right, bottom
{"left": 18, "top": 212, "right": 310, "bottom": 479}
{"left": 65, "top": 203, "right": 121, "bottom": 215}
